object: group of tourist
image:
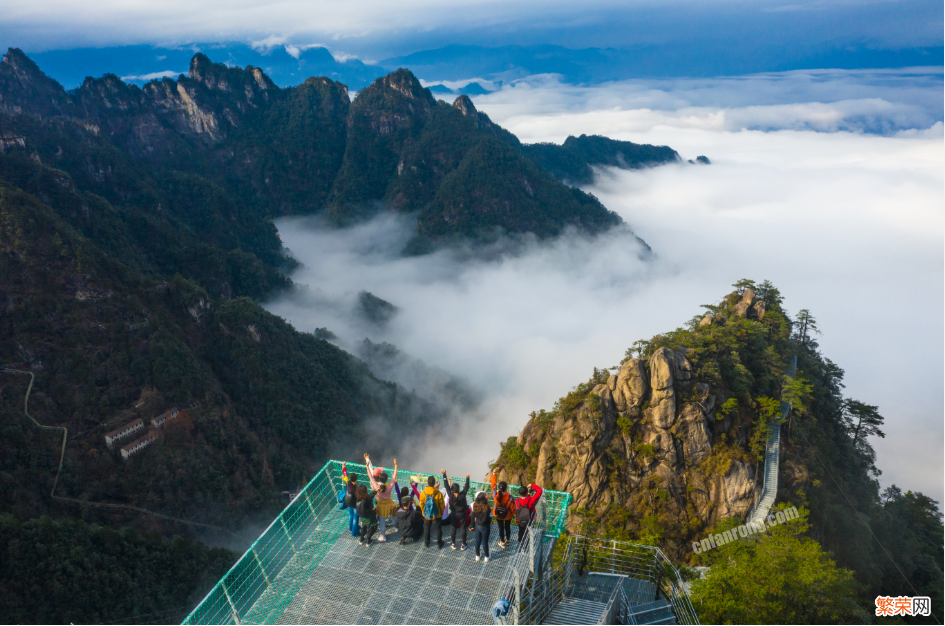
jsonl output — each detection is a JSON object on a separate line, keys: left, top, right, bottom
{"left": 340, "top": 455, "right": 543, "bottom": 563}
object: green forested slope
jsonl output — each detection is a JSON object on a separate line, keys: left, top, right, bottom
{"left": 523, "top": 133, "right": 680, "bottom": 185}
{"left": 0, "top": 514, "right": 236, "bottom": 624}
{"left": 0, "top": 158, "right": 441, "bottom": 622}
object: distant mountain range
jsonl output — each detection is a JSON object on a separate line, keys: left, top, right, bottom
{"left": 27, "top": 42, "right": 944, "bottom": 91}
{"left": 1, "top": 49, "right": 681, "bottom": 253}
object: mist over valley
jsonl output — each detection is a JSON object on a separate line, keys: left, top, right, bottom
{"left": 0, "top": 5, "right": 942, "bottom": 622}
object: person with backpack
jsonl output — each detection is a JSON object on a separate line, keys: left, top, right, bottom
{"left": 341, "top": 462, "right": 360, "bottom": 538}
{"left": 472, "top": 491, "right": 492, "bottom": 563}
{"left": 514, "top": 483, "right": 543, "bottom": 548}
{"left": 355, "top": 483, "right": 380, "bottom": 546}
{"left": 491, "top": 473, "right": 516, "bottom": 548}
{"left": 418, "top": 475, "right": 446, "bottom": 548}
{"left": 445, "top": 470, "right": 471, "bottom": 551}
{"left": 365, "top": 454, "right": 398, "bottom": 543}
{"left": 395, "top": 495, "right": 423, "bottom": 544}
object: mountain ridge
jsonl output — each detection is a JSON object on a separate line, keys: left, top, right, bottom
{"left": 0, "top": 47, "right": 680, "bottom": 251}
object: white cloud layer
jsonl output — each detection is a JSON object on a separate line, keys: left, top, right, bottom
{"left": 119, "top": 69, "right": 186, "bottom": 81}
{"left": 265, "top": 72, "right": 943, "bottom": 504}
{"left": 474, "top": 69, "right": 943, "bottom": 136}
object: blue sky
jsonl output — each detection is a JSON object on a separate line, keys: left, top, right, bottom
{"left": 3, "top": 0, "right": 942, "bottom": 80}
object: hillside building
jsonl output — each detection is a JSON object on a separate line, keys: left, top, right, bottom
{"left": 104, "top": 418, "right": 144, "bottom": 447}
{"left": 151, "top": 407, "right": 179, "bottom": 428}
{"left": 120, "top": 430, "right": 159, "bottom": 459}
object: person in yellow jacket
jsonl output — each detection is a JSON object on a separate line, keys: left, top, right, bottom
{"left": 418, "top": 473, "right": 446, "bottom": 548}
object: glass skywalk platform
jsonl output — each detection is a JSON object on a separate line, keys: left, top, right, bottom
{"left": 183, "top": 460, "right": 571, "bottom": 625}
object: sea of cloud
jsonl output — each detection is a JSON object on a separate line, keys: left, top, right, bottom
{"left": 266, "top": 69, "right": 943, "bottom": 501}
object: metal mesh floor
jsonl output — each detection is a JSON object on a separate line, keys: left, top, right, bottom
{"left": 274, "top": 507, "right": 516, "bottom": 625}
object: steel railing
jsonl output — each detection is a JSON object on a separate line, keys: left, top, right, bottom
{"left": 495, "top": 534, "right": 699, "bottom": 625}
{"left": 183, "top": 461, "right": 572, "bottom": 625}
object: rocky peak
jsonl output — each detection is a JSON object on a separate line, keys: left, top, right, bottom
{"left": 188, "top": 53, "right": 225, "bottom": 90}
{"left": 188, "top": 53, "right": 276, "bottom": 107}
{"left": 452, "top": 94, "right": 477, "bottom": 117}
{"left": 495, "top": 340, "right": 757, "bottom": 543}
{"left": 352, "top": 69, "right": 435, "bottom": 130}
{"left": 381, "top": 68, "right": 434, "bottom": 105}
{"left": 0, "top": 48, "right": 69, "bottom": 117}
{"left": 75, "top": 74, "right": 148, "bottom": 115}
{"left": 304, "top": 75, "right": 349, "bottom": 99}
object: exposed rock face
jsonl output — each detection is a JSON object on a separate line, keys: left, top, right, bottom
{"left": 452, "top": 94, "right": 477, "bottom": 118}
{"left": 675, "top": 402, "right": 712, "bottom": 465}
{"left": 495, "top": 341, "right": 758, "bottom": 542}
{"left": 612, "top": 358, "right": 647, "bottom": 413}
{"left": 702, "top": 289, "right": 766, "bottom": 327}
{"left": 713, "top": 460, "right": 756, "bottom": 518}
{"left": 732, "top": 288, "right": 756, "bottom": 317}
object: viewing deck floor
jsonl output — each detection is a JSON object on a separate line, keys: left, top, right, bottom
{"left": 272, "top": 507, "right": 515, "bottom": 625}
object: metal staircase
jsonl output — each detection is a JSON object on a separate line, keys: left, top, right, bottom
{"left": 623, "top": 599, "right": 676, "bottom": 625}
{"left": 748, "top": 355, "right": 797, "bottom": 526}
{"left": 495, "top": 535, "right": 698, "bottom": 625}
{"left": 543, "top": 598, "right": 611, "bottom": 625}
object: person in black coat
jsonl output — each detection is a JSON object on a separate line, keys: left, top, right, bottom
{"left": 472, "top": 492, "right": 492, "bottom": 562}
{"left": 355, "top": 483, "right": 379, "bottom": 546}
{"left": 395, "top": 496, "right": 422, "bottom": 544}
{"left": 445, "top": 471, "right": 471, "bottom": 550}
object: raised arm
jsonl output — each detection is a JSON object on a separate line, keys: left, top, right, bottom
{"left": 491, "top": 472, "right": 497, "bottom": 498}
{"left": 364, "top": 453, "right": 380, "bottom": 490}
{"left": 461, "top": 474, "right": 470, "bottom": 496}
{"left": 527, "top": 484, "right": 544, "bottom": 508}
{"left": 342, "top": 462, "right": 348, "bottom": 483}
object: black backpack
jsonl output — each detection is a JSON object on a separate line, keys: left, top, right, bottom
{"left": 356, "top": 496, "right": 374, "bottom": 518}
{"left": 494, "top": 493, "right": 510, "bottom": 518}
{"left": 515, "top": 502, "right": 532, "bottom": 525}
{"left": 344, "top": 484, "right": 356, "bottom": 508}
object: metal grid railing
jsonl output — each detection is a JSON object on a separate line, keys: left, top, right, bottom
{"left": 567, "top": 536, "right": 698, "bottom": 626}
{"left": 182, "top": 460, "right": 572, "bottom": 625}
{"left": 496, "top": 535, "right": 699, "bottom": 625}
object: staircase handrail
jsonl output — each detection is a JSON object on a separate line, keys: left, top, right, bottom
{"left": 748, "top": 354, "right": 797, "bottom": 525}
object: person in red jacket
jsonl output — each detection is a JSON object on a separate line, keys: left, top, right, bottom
{"left": 514, "top": 483, "right": 543, "bottom": 547}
